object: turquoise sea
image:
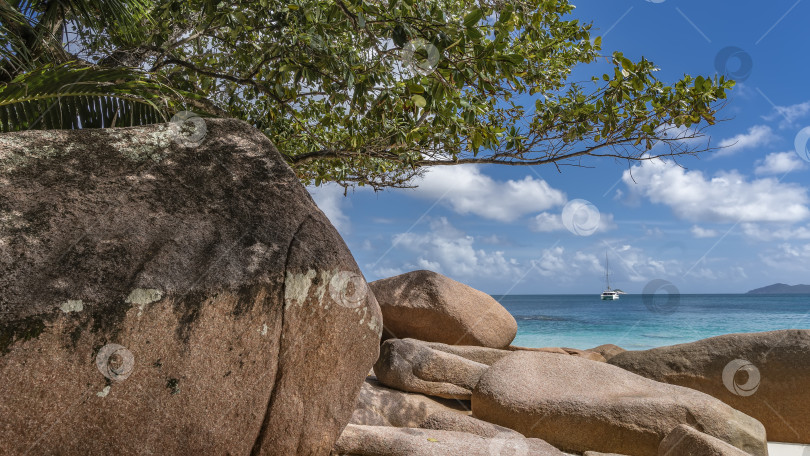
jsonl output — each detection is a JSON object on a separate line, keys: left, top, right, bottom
{"left": 497, "top": 294, "right": 810, "bottom": 351}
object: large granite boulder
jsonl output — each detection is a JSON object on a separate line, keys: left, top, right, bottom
{"left": 333, "top": 424, "right": 563, "bottom": 456}
{"left": 659, "top": 425, "right": 749, "bottom": 456}
{"left": 369, "top": 270, "right": 517, "bottom": 348}
{"left": 471, "top": 351, "right": 767, "bottom": 456}
{"left": 350, "top": 378, "right": 469, "bottom": 428}
{"left": 510, "top": 345, "right": 606, "bottom": 362}
{"left": 417, "top": 410, "right": 522, "bottom": 439}
{"left": 423, "top": 340, "right": 605, "bottom": 365}
{"left": 351, "top": 377, "right": 519, "bottom": 439}
{"left": 609, "top": 329, "right": 810, "bottom": 444}
{"left": 422, "top": 341, "right": 512, "bottom": 365}
{"left": 0, "top": 119, "right": 382, "bottom": 455}
{"left": 374, "top": 338, "right": 489, "bottom": 400}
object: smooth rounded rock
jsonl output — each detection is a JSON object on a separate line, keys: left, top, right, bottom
{"left": 659, "top": 424, "right": 749, "bottom": 456}
{"left": 0, "top": 119, "right": 382, "bottom": 455}
{"left": 374, "top": 338, "right": 489, "bottom": 400}
{"left": 471, "top": 351, "right": 768, "bottom": 456}
{"left": 369, "top": 270, "right": 517, "bottom": 348}
{"left": 418, "top": 410, "right": 523, "bottom": 439}
{"left": 350, "top": 378, "right": 469, "bottom": 428}
{"left": 334, "top": 424, "right": 564, "bottom": 456}
{"left": 610, "top": 330, "right": 810, "bottom": 444}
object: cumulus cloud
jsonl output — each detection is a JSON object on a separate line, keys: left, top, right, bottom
{"left": 691, "top": 225, "right": 719, "bottom": 238}
{"left": 307, "top": 183, "right": 350, "bottom": 233}
{"left": 622, "top": 158, "right": 810, "bottom": 223}
{"left": 528, "top": 246, "right": 606, "bottom": 280}
{"left": 383, "top": 217, "right": 523, "bottom": 279}
{"left": 763, "top": 100, "right": 810, "bottom": 128}
{"left": 531, "top": 244, "right": 686, "bottom": 286}
{"left": 716, "top": 125, "right": 775, "bottom": 157}
{"left": 529, "top": 211, "right": 616, "bottom": 234}
{"left": 740, "top": 222, "right": 810, "bottom": 241}
{"left": 760, "top": 242, "right": 810, "bottom": 271}
{"left": 412, "top": 166, "right": 567, "bottom": 222}
{"left": 754, "top": 151, "right": 806, "bottom": 175}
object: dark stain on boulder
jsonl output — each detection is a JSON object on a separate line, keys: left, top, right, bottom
{"left": 172, "top": 290, "right": 207, "bottom": 344}
{"left": 0, "top": 315, "right": 48, "bottom": 354}
{"left": 166, "top": 378, "right": 180, "bottom": 395}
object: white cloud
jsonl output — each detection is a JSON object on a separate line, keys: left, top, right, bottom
{"left": 412, "top": 166, "right": 567, "bottom": 222}
{"left": 716, "top": 125, "right": 775, "bottom": 157}
{"left": 384, "top": 217, "right": 523, "bottom": 279}
{"left": 644, "top": 226, "right": 664, "bottom": 237}
{"left": 623, "top": 158, "right": 810, "bottom": 223}
{"left": 754, "top": 151, "right": 806, "bottom": 175}
{"left": 308, "top": 183, "right": 351, "bottom": 233}
{"left": 529, "top": 211, "right": 616, "bottom": 234}
{"left": 691, "top": 225, "right": 719, "bottom": 238}
{"left": 763, "top": 100, "right": 810, "bottom": 128}
{"left": 740, "top": 222, "right": 810, "bottom": 241}
{"left": 760, "top": 242, "right": 810, "bottom": 271}
{"left": 605, "top": 244, "right": 677, "bottom": 282}
{"left": 530, "top": 246, "right": 606, "bottom": 280}
{"left": 528, "top": 212, "right": 565, "bottom": 232}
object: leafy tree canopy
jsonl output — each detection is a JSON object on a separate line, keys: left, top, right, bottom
{"left": 0, "top": 0, "right": 734, "bottom": 188}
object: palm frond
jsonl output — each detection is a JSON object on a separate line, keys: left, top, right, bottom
{"left": 16, "top": 0, "right": 153, "bottom": 41}
{"left": 0, "top": 62, "right": 182, "bottom": 132}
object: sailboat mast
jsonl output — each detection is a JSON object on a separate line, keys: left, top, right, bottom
{"left": 605, "top": 251, "right": 610, "bottom": 291}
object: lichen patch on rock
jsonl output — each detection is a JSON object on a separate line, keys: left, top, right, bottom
{"left": 284, "top": 270, "right": 317, "bottom": 309}
{"left": 125, "top": 288, "right": 164, "bottom": 317}
{"left": 59, "top": 300, "right": 84, "bottom": 313}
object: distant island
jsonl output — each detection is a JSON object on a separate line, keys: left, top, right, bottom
{"left": 746, "top": 283, "right": 810, "bottom": 294}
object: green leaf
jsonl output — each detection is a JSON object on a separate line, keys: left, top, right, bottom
{"left": 0, "top": 62, "right": 192, "bottom": 132}
{"left": 463, "top": 8, "right": 483, "bottom": 28}
{"left": 411, "top": 94, "right": 426, "bottom": 108}
{"left": 408, "top": 82, "right": 424, "bottom": 93}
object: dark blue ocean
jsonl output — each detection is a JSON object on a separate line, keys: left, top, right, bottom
{"left": 496, "top": 294, "right": 810, "bottom": 351}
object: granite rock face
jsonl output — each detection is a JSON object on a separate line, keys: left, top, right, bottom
{"left": 471, "top": 351, "right": 768, "bottom": 456}
{"left": 374, "top": 338, "right": 489, "bottom": 400}
{"left": 333, "top": 424, "right": 563, "bottom": 456}
{"left": 610, "top": 329, "right": 810, "bottom": 443}
{"left": 369, "top": 270, "right": 517, "bottom": 348}
{"left": 658, "top": 425, "right": 750, "bottom": 456}
{"left": 0, "top": 119, "right": 382, "bottom": 455}
{"left": 350, "top": 378, "right": 469, "bottom": 428}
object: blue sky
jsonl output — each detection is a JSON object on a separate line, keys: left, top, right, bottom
{"left": 309, "top": 0, "right": 810, "bottom": 295}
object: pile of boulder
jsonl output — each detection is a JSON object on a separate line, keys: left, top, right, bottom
{"left": 332, "top": 269, "right": 787, "bottom": 456}
{"left": 2, "top": 120, "right": 807, "bottom": 455}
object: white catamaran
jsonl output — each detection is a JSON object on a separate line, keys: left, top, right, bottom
{"left": 600, "top": 251, "right": 620, "bottom": 300}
